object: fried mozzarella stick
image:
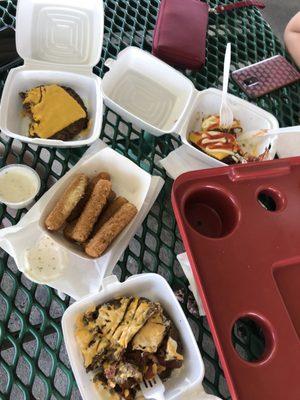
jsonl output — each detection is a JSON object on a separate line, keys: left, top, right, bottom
{"left": 64, "top": 196, "right": 123, "bottom": 243}
{"left": 63, "top": 220, "right": 77, "bottom": 241}
{"left": 108, "top": 190, "right": 116, "bottom": 203}
{"left": 92, "top": 172, "right": 116, "bottom": 202}
{"left": 68, "top": 172, "right": 112, "bottom": 222}
{"left": 45, "top": 174, "right": 88, "bottom": 231}
{"left": 93, "top": 196, "right": 128, "bottom": 233}
{"left": 69, "top": 179, "right": 112, "bottom": 243}
{"left": 85, "top": 202, "right": 137, "bottom": 258}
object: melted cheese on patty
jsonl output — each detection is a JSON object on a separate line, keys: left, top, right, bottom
{"left": 23, "top": 84, "right": 86, "bottom": 138}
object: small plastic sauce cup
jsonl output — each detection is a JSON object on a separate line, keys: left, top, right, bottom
{"left": 0, "top": 164, "right": 41, "bottom": 209}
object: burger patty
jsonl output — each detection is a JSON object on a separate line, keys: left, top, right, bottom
{"left": 20, "top": 85, "right": 89, "bottom": 141}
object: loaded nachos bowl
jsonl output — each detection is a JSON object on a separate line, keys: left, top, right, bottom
{"left": 180, "top": 88, "right": 279, "bottom": 167}
{"left": 62, "top": 274, "right": 204, "bottom": 400}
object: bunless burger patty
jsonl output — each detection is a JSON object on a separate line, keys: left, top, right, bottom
{"left": 20, "top": 86, "right": 89, "bottom": 141}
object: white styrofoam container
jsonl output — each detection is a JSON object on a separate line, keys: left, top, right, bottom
{"left": 102, "top": 47, "right": 195, "bottom": 137}
{"left": 102, "top": 47, "right": 279, "bottom": 167}
{"left": 62, "top": 273, "right": 205, "bottom": 400}
{"left": 0, "top": 0, "right": 103, "bottom": 147}
{"left": 179, "top": 88, "right": 279, "bottom": 167}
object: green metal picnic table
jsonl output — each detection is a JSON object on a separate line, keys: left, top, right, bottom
{"left": 0, "top": 0, "right": 299, "bottom": 399}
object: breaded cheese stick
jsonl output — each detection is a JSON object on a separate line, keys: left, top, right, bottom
{"left": 45, "top": 173, "right": 88, "bottom": 231}
{"left": 108, "top": 190, "right": 116, "bottom": 203}
{"left": 67, "top": 197, "right": 123, "bottom": 245}
{"left": 85, "top": 202, "right": 137, "bottom": 258}
{"left": 92, "top": 173, "right": 115, "bottom": 203}
{"left": 70, "top": 179, "right": 112, "bottom": 243}
{"left": 68, "top": 172, "right": 111, "bottom": 222}
{"left": 93, "top": 196, "right": 128, "bottom": 233}
{"left": 91, "top": 172, "right": 110, "bottom": 184}
{"left": 63, "top": 220, "right": 77, "bottom": 241}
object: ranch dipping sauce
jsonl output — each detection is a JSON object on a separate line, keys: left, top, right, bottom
{"left": 24, "top": 236, "right": 66, "bottom": 283}
{"left": 0, "top": 164, "right": 40, "bottom": 208}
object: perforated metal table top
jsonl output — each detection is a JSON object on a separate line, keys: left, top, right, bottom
{"left": 0, "top": 0, "right": 299, "bottom": 399}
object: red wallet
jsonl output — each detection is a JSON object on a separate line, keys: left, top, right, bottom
{"left": 152, "top": 0, "right": 266, "bottom": 70}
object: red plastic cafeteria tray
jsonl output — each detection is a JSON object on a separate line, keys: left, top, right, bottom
{"left": 171, "top": 157, "right": 300, "bottom": 400}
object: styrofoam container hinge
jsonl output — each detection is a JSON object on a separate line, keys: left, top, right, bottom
{"left": 104, "top": 58, "right": 115, "bottom": 69}
{"left": 23, "top": 60, "right": 93, "bottom": 75}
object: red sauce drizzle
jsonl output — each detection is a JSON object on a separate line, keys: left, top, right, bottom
{"left": 192, "top": 131, "right": 237, "bottom": 152}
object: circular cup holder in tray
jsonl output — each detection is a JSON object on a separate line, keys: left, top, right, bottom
{"left": 184, "top": 186, "right": 239, "bottom": 238}
{"left": 231, "top": 314, "right": 275, "bottom": 364}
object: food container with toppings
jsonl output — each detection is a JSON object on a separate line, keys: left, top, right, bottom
{"left": 0, "top": 164, "right": 40, "bottom": 209}
{"left": 0, "top": 0, "right": 103, "bottom": 147}
{"left": 102, "top": 47, "right": 279, "bottom": 167}
{"left": 0, "top": 141, "right": 164, "bottom": 298}
{"left": 62, "top": 273, "right": 207, "bottom": 400}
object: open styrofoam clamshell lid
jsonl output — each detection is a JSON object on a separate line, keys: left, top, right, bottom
{"left": 102, "top": 46, "right": 195, "bottom": 137}
{"left": 16, "top": 0, "right": 103, "bottom": 68}
{"left": 62, "top": 273, "right": 221, "bottom": 400}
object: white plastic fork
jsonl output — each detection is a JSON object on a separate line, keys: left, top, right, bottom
{"left": 219, "top": 43, "right": 233, "bottom": 129}
{"left": 140, "top": 375, "right": 165, "bottom": 400}
{"left": 238, "top": 125, "right": 300, "bottom": 142}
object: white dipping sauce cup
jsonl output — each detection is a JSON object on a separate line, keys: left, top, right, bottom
{"left": 0, "top": 164, "right": 41, "bottom": 209}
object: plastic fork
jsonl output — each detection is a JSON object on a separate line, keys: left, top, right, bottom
{"left": 219, "top": 43, "right": 233, "bottom": 129}
{"left": 140, "top": 375, "right": 165, "bottom": 400}
{"left": 238, "top": 125, "right": 300, "bottom": 142}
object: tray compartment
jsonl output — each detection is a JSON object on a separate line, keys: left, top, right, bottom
{"left": 273, "top": 259, "right": 300, "bottom": 340}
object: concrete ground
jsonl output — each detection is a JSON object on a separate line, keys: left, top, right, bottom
{"left": 262, "top": 0, "right": 299, "bottom": 40}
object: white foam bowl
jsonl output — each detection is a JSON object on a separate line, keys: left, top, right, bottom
{"left": 102, "top": 47, "right": 195, "bottom": 137}
{"left": 179, "top": 88, "right": 280, "bottom": 167}
{"left": 62, "top": 273, "right": 204, "bottom": 400}
{"left": 0, "top": 68, "right": 102, "bottom": 147}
